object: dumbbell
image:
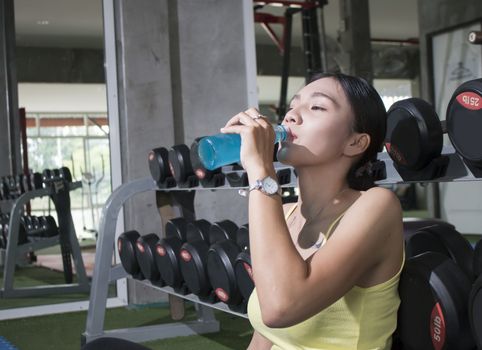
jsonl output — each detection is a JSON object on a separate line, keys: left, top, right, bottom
{"left": 46, "top": 167, "right": 72, "bottom": 183}
{"left": 35, "top": 216, "right": 59, "bottom": 237}
{"left": 0, "top": 213, "right": 9, "bottom": 248}
{"left": 42, "top": 169, "right": 53, "bottom": 185}
{"left": 1, "top": 216, "right": 28, "bottom": 246}
{"left": 397, "top": 224, "right": 476, "bottom": 349}
{"left": 168, "top": 144, "right": 199, "bottom": 188}
{"left": 446, "top": 78, "right": 482, "bottom": 177}
{"left": 404, "top": 223, "right": 474, "bottom": 280}
{"left": 155, "top": 217, "right": 190, "bottom": 293}
{"left": 189, "top": 137, "right": 226, "bottom": 188}
{"left": 148, "top": 147, "right": 176, "bottom": 188}
{"left": 8, "top": 176, "right": 18, "bottom": 198}
{"left": 135, "top": 233, "right": 164, "bottom": 285}
{"left": 468, "top": 238, "right": 482, "bottom": 349}
{"left": 1, "top": 176, "right": 12, "bottom": 200}
{"left": 397, "top": 251, "right": 475, "bottom": 350}
{"left": 234, "top": 224, "right": 254, "bottom": 302}
{"left": 22, "top": 172, "right": 43, "bottom": 192}
{"left": 206, "top": 220, "right": 243, "bottom": 310}
{"left": 179, "top": 219, "right": 214, "bottom": 300}
{"left": 385, "top": 98, "right": 449, "bottom": 181}
{"left": 47, "top": 167, "right": 72, "bottom": 182}
{"left": 15, "top": 174, "right": 26, "bottom": 194}
{"left": 117, "top": 230, "right": 143, "bottom": 279}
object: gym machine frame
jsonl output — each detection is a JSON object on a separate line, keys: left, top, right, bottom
{"left": 0, "top": 180, "right": 90, "bottom": 298}
{"left": 83, "top": 145, "right": 481, "bottom": 344}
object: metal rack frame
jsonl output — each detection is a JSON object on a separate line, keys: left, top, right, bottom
{"left": 1, "top": 181, "right": 90, "bottom": 298}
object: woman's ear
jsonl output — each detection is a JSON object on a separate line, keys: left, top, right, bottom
{"left": 345, "top": 133, "right": 370, "bottom": 157}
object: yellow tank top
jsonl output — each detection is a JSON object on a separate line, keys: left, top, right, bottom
{"left": 248, "top": 204, "right": 404, "bottom": 350}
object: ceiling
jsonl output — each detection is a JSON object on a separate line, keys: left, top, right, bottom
{"left": 14, "top": 0, "right": 419, "bottom": 49}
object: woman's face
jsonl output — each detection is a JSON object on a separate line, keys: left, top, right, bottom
{"left": 278, "top": 77, "right": 355, "bottom": 167}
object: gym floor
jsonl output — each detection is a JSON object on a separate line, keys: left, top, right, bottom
{"left": 0, "top": 265, "right": 252, "bottom": 350}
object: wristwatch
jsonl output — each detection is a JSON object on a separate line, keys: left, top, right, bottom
{"left": 249, "top": 176, "right": 281, "bottom": 196}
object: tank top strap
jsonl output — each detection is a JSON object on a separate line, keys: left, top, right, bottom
{"left": 284, "top": 203, "right": 298, "bottom": 221}
{"left": 324, "top": 210, "right": 347, "bottom": 241}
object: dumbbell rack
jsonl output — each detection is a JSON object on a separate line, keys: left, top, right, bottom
{"left": 0, "top": 181, "right": 90, "bottom": 298}
{"left": 83, "top": 146, "right": 482, "bottom": 344}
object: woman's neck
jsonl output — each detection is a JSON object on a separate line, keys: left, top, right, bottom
{"left": 295, "top": 162, "right": 352, "bottom": 222}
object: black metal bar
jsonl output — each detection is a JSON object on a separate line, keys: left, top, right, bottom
{"left": 278, "top": 9, "right": 295, "bottom": 122}
{"left": 0, "top": 0, "right": 21, "bottom": 175}
{"left": 301, "top": 7, "right": 322, "bottom": 82}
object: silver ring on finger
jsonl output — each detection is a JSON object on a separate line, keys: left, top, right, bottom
{"left": 253, "top": 114, "right": 264, "bottom": 121}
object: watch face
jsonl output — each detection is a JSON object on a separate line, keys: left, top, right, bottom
{"left": 262, "top": 177, "right": 279, "bottom": 195}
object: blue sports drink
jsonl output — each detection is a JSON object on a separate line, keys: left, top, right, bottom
{"left": 197, "top": 125, "right": 290, "bottom": 170}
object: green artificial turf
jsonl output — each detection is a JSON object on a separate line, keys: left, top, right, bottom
{"left": 0, "top": 303, "right": 252, "bottom": 350}
{"left": 0, "top": 265, "right": 114, "bottom": 310}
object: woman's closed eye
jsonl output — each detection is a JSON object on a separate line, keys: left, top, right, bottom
{"left": 311, "top": 105, "right": 327, "bottom": 111}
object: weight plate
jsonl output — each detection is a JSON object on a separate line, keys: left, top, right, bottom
{"left": 398, "top": 252, "right": 474, "bottom": 350}
{"left": 469, "top": 275, "right": 482, "bottom": 349}
{"left": 446, "top": 78, "right": 482, "bottom": 164}
{"left": 135, "top": 233, "right": 162, "bottom": 282}
{"left": 117, "top": 230, "right": 141, "bottom": 277}
{"left": 207, "top": 240, "right": 242, "bottom": 305}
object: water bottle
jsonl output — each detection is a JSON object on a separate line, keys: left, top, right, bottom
{"left": 196, "top": 125, "right": 290, "bottom": 170}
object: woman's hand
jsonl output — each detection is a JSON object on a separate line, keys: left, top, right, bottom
{"left": 221, "top": 107, "right": 276, "bottom": 177}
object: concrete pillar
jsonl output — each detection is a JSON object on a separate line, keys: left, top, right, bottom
{"left": 113, "top": 0, "right": 255, "bottom": 233}
{"left": 0, "top": 0, "right": 21, "bottom": 175}
{"left": 174, "top": 0, "right": 256, "bottom": 226}
{"left": 111, "top": 0, "right": 257, "bottom": 301}
{"left": 337, "top": 0, "right": 373, "bottom": 82}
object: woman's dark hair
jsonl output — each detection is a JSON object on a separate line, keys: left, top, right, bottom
{"left": 308, "top": 72, "right": 387, "bottom": 191}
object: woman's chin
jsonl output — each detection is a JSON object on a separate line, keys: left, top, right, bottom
{"left": 276, "top": 146, "right": 292, "bottom": 165}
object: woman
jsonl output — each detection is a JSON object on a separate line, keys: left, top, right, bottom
{"left": 221, "top": 73, "right": 404, "bottom": 350}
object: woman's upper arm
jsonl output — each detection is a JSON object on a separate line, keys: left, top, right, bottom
{"left": 267, "top": 187, "right": 403, "bottom": 327}
{"left": 247, "top": 331, "right": 273, "bottom": 350}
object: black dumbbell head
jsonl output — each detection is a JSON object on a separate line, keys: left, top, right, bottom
{"left": 168, "top": 144, "right": 195, "bottom": 184}
{"left": 469, "top": 275, "right": 482, "bottom": 349}
{"left": 234, "top": 250, "right": 254, "bottom": 300}
{"left": 135, "top": 233, "right": 162, "bottom": 283}
{"left": 209, "top": 220, "right": 238, "bottom": 244}
{"left": 42, "top": 169, "right": 53, "bottom": 183}
{"left": 179, "top": 239, "right": 212, "bottom": 298}
{"left": 207, "top": 236, "right": 243, "bottom": 306}
{"left": 398, "top": 252, "right": 474, "bottom": 350}
{"left": 165, "top": 217, "right": 189, "bottom": 240}
{"left": 59, "top": 167, "right": 73, "bottom": 182}
{"left": 385, "top": 98, "right": 443, "bottom": 171}
{"left": 423, "top": 224, "right": 474, "bottom": 281}
{"left": 118, "top": 230, "right": 142, "bottom": 277}
{"left": 31, "top": 173, "right": 43, "bottom": 190}
{"left": 236, "top": 224, "right": 249, "bottom": 251}
{"left": 186, "top": 219, "right": 211, "bottom": 243}
{"left": 41, "top": 216, "right": 59, "bottom": 237}
{"left": 474, "top": 239, "right": 482, "bottom": 278}
{"left": 148, "top": 147, "right": 172, "bottom": 184}
{"left": 446, "top": 78, "right": 482, "bottom": 166}
{"left": 155, "top": 234, "right": 185, "bottom": 290}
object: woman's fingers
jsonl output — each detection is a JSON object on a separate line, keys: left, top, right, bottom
{"left": 223, "top": 111, "right": 258, "bottom": 128}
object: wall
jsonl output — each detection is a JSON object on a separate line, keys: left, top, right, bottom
{"left": 418, "top": 0, "right": 482, "bottom": 234}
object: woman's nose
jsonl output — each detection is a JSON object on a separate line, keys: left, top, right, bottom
{"left": 282, "top": 112, "right": 300, "bottom": 125}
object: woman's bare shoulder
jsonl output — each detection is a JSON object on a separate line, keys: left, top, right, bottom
{"left": 339, "top": 186, "right": 403, "bottom": 238}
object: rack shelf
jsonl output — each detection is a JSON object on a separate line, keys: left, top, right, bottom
{"left": 83, "top": 147, "right": 481, "bottom": 344}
